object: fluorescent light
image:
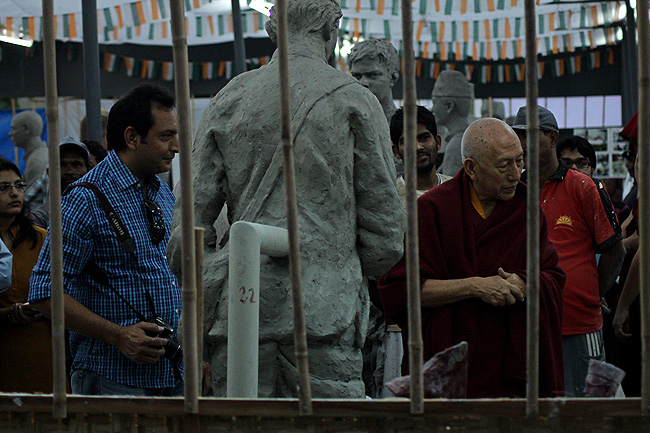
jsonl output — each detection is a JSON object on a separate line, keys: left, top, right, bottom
{"left": 0, "top": 35, "right": 33, "bottom": 47}
{"left": 249, "top": 0, "right": 272, "bottom": 16}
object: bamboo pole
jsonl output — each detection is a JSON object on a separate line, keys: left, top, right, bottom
{"left": 169, "top": 0, "right": 199, "bottom": 414}
{"left": 275, "top": 0, "right": 312, "bottom": 415}
{"left": 524, "top": 0, "right": 540, "bottom": 418}
{"left": 194, "top": 228, "right": 205, "bottom": 382}
{"left": 637, "top": 0, "right": 650, "bottom": 413}
{"left": 400, "top": 0, "right": 424, "bottom": 415}
{"left": 81, "top": 0, "right": 103, "bottom": 145}
{"left": 11, "top": 99, "right": 18, "bottom": 164}
{"left": 42, "top": 0, "right": 66, "bottom": 419}
{"left": 230, "top": 0, "right": 247, "bottom": 76}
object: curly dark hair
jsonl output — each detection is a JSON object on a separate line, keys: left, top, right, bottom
{"left": 0, "top": 157, "right": 39, "bottom": 250}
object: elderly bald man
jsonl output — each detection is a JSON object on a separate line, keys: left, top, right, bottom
{"left": 379, "top": 118, "right": 566, "bottom": 398}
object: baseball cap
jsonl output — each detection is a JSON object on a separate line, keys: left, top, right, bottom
{"left": 511, "top": 105, "right": 559, "bottom": 132}
{"left": 59, "top": 135, "right": 90, "bottom": 165}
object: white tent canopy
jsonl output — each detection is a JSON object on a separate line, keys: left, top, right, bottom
{"left": 0, "top": 0, "right": 627, "bottom": 60}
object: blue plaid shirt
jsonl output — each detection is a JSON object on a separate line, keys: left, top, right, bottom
{"left": 29, "top": 151, "right": 182, "bottom": 389}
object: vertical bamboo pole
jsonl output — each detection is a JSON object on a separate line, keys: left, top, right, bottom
{"left": 401, "top": 0, "right": 424, "bottom": 415}
{"left": 524, "top": 0, "right": 540, "bottom": 418}
{"left": 81, "top": 0, "right": 103, "bottom": 145}
{"left": 230, "top": 0, "right": 247, "bottom": 76}
{"left": 275, "top": 0, "right": 313, "bottom": 415}
{"left": 169, "top": 0, "right": 199, "bottom": 413}
{"left": 42, "top": 0, "right": 66, "bottom": 419}
{"left": 637, "top": 0, "right": 650, "bottom": 413}
{"left": 11, "top": 99, "right": 18, "bottom": 164}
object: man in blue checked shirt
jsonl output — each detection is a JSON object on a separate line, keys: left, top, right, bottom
{"left": 29, "top": 83, "right": 183, "bottom": 396}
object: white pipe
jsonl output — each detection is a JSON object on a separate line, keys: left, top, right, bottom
{"left": 227, "top": 221, "right": 289, "bottom": 398}
{"left": 381, "top": 324, "right": 404, "bottom": 398}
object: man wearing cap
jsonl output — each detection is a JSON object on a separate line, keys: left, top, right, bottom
{"left": 28, "top": 136, "right": 91, "bottom": 229}
{"left": 513, "top": 105, "right": 626, "bottom": 397}
{"left": 431, "top": 70, "right": 472, "bottom": 176}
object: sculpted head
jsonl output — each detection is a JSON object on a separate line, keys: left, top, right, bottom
{"left": 480, "top": 100, "right": 506, "bottom": 121}
{"left": 9, "top": 111, "right": 43, "bottom": 148}
{"left": 266, "top": 0, "right": 342, "bottom": 52}
{"left": 462, "top": 118, "right": 523, "bottom": 203}
{"left": 431, "top": 70, "right": 472, "bottom": 127}
{"left": 349, "top": 40, "right": 399, "bottom": 103}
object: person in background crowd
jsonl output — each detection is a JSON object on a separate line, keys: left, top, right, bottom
{"left": 28, "top": 136, "right": 91, "bottom": 229}
{"left": 0, "top": 238, "right": 10, "bottom": 293}
{"left": 29, "top": 83, "right": 183, "bottom": 396}
{"left": 514, "top": 106, "right": 625, "bottom": 397}
{"left": 0, "top": 157, "right": 58, "bottom": 393}
{"left": 390, "top": 106, "right": 452, "bottom": 209}
{"left": 621, "top": 149, "right": 637, "bottom": 210}
{"left": 82, "top": 139, "right": 109, "bottom": 168}
{"left": 80, "top": 109, "right": 110, "bottom": 150}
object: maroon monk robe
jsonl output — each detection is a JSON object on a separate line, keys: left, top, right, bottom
{"left": 378, "top": 169, "right": 565, "bottom": 398}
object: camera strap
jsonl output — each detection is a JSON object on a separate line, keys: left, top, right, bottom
{"left": 64, "top": 182, "right": 148, "bottom": 322}
{"left": 64, "top": 182, "right": 136, "bottom": 255}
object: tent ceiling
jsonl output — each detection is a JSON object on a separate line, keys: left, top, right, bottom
{"left": 0, "top": 0, "right": 627, "bottom": 61}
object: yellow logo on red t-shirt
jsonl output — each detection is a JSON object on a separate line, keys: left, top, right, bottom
{"left": 556, "top": 215, "right": 573, "bottom": 227}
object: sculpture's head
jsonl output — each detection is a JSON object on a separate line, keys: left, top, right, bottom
{"left": 349, "top": 39, "right": 400, "bottom": 102}
{"left": 266, "top": 0, "right": 342, "bottom": 55}
{"left": 9, "top": 111, "right": 43, "bottom": 147}
{"left": 480, "top": 100, "right": 506, "bottom": 121}
{"left": 431, "top": 70, "right": 472, "bottom": 125}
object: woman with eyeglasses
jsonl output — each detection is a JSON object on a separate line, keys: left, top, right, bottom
{"left": 0, "top": 157, "right": 56, "bottom": 393}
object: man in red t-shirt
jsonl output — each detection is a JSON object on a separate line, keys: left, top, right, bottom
{"left": 514, "top": 106, "right": 626, "bottom": 397}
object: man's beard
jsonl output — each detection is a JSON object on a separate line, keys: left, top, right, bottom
{"left": 416, "top": 151, "right": 435, "bottom": 174}
{"left": 61, "top": 175, "right": 81, "bottom": 191}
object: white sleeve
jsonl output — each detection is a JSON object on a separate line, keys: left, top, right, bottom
{"left": 0, "top": 238, "right": 12, "bottom": 292}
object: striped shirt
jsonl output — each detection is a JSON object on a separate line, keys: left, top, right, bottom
{"left": 29, "top": 151, "right": 181, "bottom": 389}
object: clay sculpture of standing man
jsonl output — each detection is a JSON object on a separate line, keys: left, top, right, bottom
{"left": 168, "top": 0, "right": 405, "bottom": 398}
{"left": 349, "top": 39, "right": 403, "bottom": 179}
{"left": 9, "top": 111, "right": 48, "bottom": 188}
{"left": 431, "top": 70, "right": 472, "bottom": 176}
{"left": 349, "top": 39, "right": 400, "bottom": 124}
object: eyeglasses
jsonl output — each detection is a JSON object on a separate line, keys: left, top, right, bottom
{"left": 560, "top": 158, "right": 591, "bottom": 171}
{"left": 143, "top": 198, "right": 165, "bottom": 245}
{"left": 0, "top": 182, "right": 27, "bottom": 194}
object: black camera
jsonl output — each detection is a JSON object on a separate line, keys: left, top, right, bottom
{"left": 148, "top": 317, "right": 183, "bottom": 364}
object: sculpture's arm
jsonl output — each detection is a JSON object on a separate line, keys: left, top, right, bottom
{"left": 350, "top": 91, "right": 405, "bottom": 276}
{"left": 167, "top": 103, "right": 226, "bottom": 276}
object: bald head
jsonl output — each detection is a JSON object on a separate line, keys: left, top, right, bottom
{"left": 461, "top": 118, "right": 520, "bottom": 163}
{"left": 462, "top": 118, "right": 524, "bottom": 205}
{"left": 9, "top": 110, "right": 44, "bottom": 148}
